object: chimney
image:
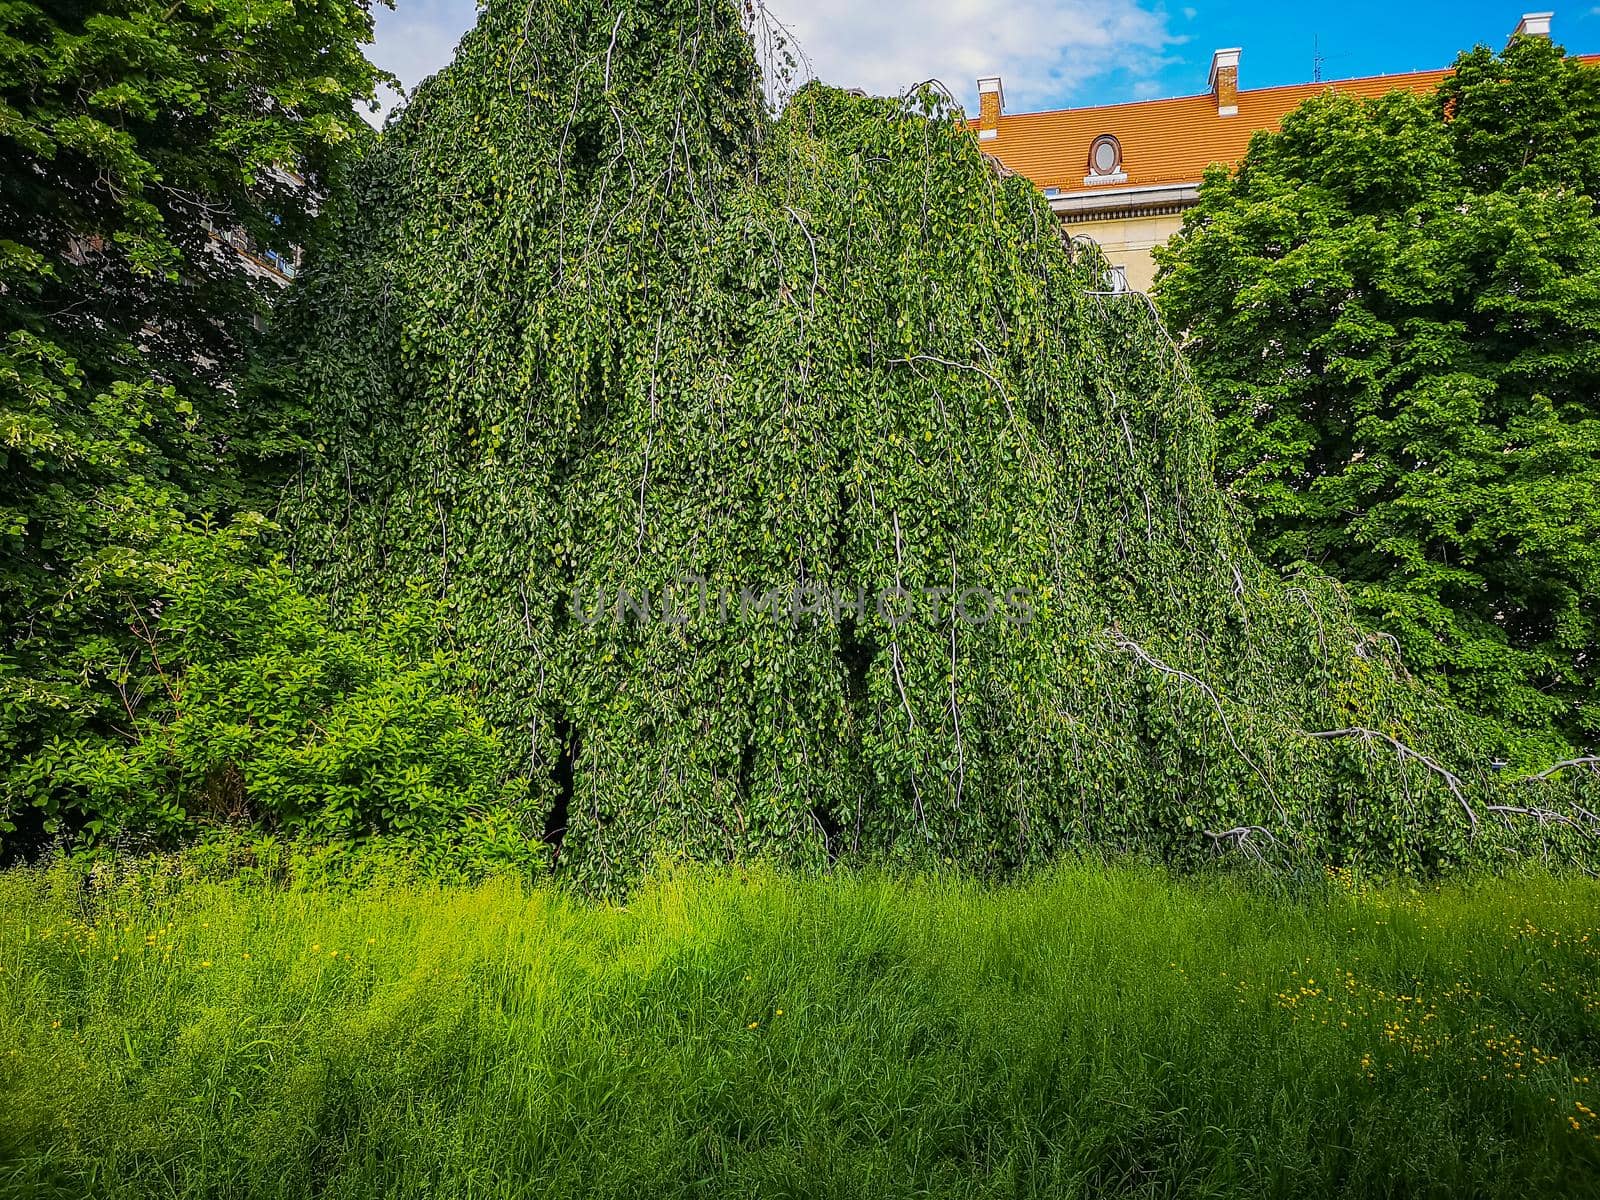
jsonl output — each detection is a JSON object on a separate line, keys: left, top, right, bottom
{"left": 977, "top": 76, "right": 1004, "bottom": 140}
{"left": 1208, "top": 48, "right": 1241, "bottom": 116}
{"left": 1511, "top": 12, "right": 1553, "bottom": 40}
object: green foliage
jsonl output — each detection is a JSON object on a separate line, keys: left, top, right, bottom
{"left": 4, "top": 861, "right": 1600, "bottom": 1196}
{"left": 277, "top": 0, "right": 1599, "bottom": 890}
{"left": 0, "top": 0, "right": 392, "bottom": 781}
{"left": 0, "top": 0, "right": 387, "bottom": 293}
{"left": 1155, "top": 36, "right": 1600, "bottom": 760}
{"left": 1, "top": 518, "right": 538, "bottom": 870}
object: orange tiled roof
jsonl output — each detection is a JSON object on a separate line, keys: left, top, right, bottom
{"left": 971, "top": 57, "right": 1600, "bottom": 197}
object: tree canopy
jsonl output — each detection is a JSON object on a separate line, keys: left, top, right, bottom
{"left": 1156, "top": 35, "right": 1600, "bottom": 764}
{"left": 274, "top": 0, "right": 1599, "bottom": 891}
{"left": 0, "top": 0, "right": 392, "bottom": 833}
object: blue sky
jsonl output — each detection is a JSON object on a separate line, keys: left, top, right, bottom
{"left": 363, "top": 1, "right": 1599, "bottom": 125}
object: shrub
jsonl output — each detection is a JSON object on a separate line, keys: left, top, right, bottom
{"left": 1, "top": 516, "right": 539, "bottom": 873}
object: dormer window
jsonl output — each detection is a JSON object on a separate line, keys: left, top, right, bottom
{"left": 1084, "top": 134, "right": 1127, "bottom": 185}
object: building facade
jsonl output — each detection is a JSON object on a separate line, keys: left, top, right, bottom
{"left": 971, "top": 13, "right": 1568, "bottom": 292}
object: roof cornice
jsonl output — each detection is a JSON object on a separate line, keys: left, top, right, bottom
{"left": 1049, "top": 181, "right": 1201, "bottom": 216}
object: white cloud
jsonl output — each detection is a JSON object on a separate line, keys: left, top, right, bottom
{"left": 358, "top": 0, "right": 1183, "bottom": 127}
{"left": 362, "top": 0, "right": 481, "bottom": 127}
{"left": 764, "top": 0, "right": 1181, "bottom": 112}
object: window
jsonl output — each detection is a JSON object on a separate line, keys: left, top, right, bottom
{"left": 1087, "top": 134, "right": 1122, "bottom": 177}
{"left": 264, "top": 248, "right": 298, "bottom": 279}
{"left": 1107, "top": 265, "right": 1129, "bottom": 293}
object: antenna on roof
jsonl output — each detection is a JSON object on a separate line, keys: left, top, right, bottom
{"left": 1313, "top": 34, "right": 1324, "bottom": 83}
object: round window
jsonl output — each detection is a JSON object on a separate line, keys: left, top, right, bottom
{"left": 1089, "top": 134, "right": 1121, "bottom": 176}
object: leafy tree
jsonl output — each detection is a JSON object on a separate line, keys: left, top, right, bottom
{"left": 0, "top": 0, "right": 392, "bottom": 799}
{"left": 1156, "top": 35, "right": 1600, "bottom": 763}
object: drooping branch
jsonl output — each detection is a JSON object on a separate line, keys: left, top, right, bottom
{"left": 1108, "top": 631, "right": 1285, "bottom": 822}
{"left": 783, "top": 206, "right": 818, "bottom": 316}
{"left": 1520, "top": 757, "right": 1600, "bottom": 782}
{"left": 947, "top": 548, "right": 965, "bottom": 812}
{"left": 1484, "top": 803, "right": 1597, "bottom": 835}
{"left": 889, "top": 508, "right": 928, "bottom": 839}
{"left": 889, "top": 354, "right": 1015, "bottom": 422}
{"left": 272, "top": 0, "right": 1600, "bottom": 886}
{"left": 1302, "top": 728, "right": 1477, "bottom": 832}
{"left": 1204, "top": 825, "right": 1281, "bottom": 863}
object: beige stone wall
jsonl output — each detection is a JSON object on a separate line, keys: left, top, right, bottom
{"left": 1065, "top": 213, "right": 1185, "bottom": 293}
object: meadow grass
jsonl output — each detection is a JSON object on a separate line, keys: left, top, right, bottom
{"left": 2, "top": 860, "right": 1598, "bottom": 1198}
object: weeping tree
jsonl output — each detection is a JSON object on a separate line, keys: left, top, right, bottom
{"left": 274, "top": 0, "right": 1599, "bottom": 891}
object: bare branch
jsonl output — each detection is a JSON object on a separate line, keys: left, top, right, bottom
{"left": 1485, "top": 804, "right": 1596, "bottom": 834}
{"left": 1204, "top": 825, "right": 1280, "bottom": 860}
{"left": 603, "top": 9, "right": 624, "bottom": 92}
{"left": 1521, "top": 757, "right": 1600, "bottom": 782}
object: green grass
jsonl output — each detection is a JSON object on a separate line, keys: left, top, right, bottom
{"left": 2, "top": 861, "right": 1599, "bottom": 1198}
